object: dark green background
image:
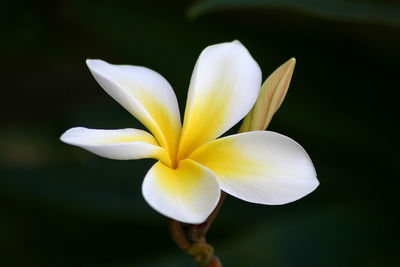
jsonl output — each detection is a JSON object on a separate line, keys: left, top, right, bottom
{"left": 1, "top": 0, "right": 399, "bottom": 266}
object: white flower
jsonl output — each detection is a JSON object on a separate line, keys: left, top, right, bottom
{"left": 61, "top": 41, "right": 319, "bottom": 224}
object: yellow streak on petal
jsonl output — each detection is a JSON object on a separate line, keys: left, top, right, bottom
{"left": 99, "top": 130, "right": 172, "bottom": 166}
{"left": 87, "top": 61, "right": 181, "bottom": 166}
{"left": 134, "top": 93, "right": 180, "bottom": 164}
{"left": 189, "top": 136, "right": 265, "bottom": 179}
{"left": 97, "top": 131, "right": 159, "bottom": 146}
{"left": 108, "top": 75, "right": 180, "bottom": 164}
{"left": 177, "top": 83, "right": 231, "bottom": 161}
{"left": 152, "top": 159, "right": 206, "bottom": 203}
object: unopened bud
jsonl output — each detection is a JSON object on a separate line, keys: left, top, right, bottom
{"left": 239, "top": 58, "right": 296, "bottom": 132}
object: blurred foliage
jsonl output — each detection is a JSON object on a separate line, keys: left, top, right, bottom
{"left": 1, "top": 0, "right": 399, "bottom": 266}
{"left": 188, "top": 0, "right": 400, "bottom": 27}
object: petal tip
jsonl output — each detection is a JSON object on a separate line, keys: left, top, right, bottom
{"left": 280, "top": 57, "right": 296, "bottom": 71}
{"left": 85, "top": 58, "right": 95, "bottom": 65}
{"left": 287, "top": 57, "right": 296, "bottom": 68}
{"left": 311, "top": 176, "right": 320, "bottom": 190}
{"left": 59, "top": 132, "right": 67, "bottom": 143}
{"left": 288, "top": 57, "right": 296, "bottom": 66}
{"left": 59, "top": 127, "right": 84, "bottom": 145}
{"left": 231, "top": 39, "right": 243, "bottom": 46}
{"left": 86, "top": 59, "right": 105, "bottom": 69}
{"left": 60, "top": 128, "right": 72, "bottom": 143}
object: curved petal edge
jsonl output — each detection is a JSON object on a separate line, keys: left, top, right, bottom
{"left": 142, "top": 159, "right": 221, "bottom": 224}
{"left": 178, "top": 40, "right": 262, "bottom": 160}
{"left": 86, "top": 59, "right": 181, "bottom": 158}
{"left": 60, "top": 127, "right": 170, "bottom": 163}
{"left": 190, "top": 131, "right": 319, "bottom": 205}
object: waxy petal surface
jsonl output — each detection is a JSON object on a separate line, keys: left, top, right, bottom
{"left": 86, "top": 60, "right": 181, "bottom": 160}
{"left": 61, "top": 127, "right": 170, "bottom": 164}
{"left": 178, "top": 41, "right": 262, "bottom": 160}
{"left": 190, "top": 131, "right": 319, "bottom": 205}
{"left": 142, "top": 159, "right": 221, "bottom": 224}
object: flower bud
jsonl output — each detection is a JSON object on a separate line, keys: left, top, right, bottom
{"left": 239, "top": 58, "right": 296, "bottom": 132}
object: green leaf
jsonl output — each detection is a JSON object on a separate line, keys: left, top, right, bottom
{"left": 187, "top": 0, "right": 400, "bottom": 27}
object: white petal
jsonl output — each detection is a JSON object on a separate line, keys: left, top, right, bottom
{"left": 190, "top": 131, "right": 319, "bottom": 205}
{"left": 86, "top": 59, "right": 181, "bottom": 159}
{"left": 60, "top": 127, "right": 170, "bottom": 164}
{"left": 142, "top": 159, "right": 221, "bottom": 224}
{"left": 177, "top": 40, "right": 262, "bottom": 160}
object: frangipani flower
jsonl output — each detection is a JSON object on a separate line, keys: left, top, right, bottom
{"left": 61, "top": 41, "right": 318, "bottom": 224}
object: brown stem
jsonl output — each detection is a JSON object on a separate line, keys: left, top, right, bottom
{"left": 168, "top": 192, "right": 226, "bottom": 267}
{"left": 189, "top": 191, "right": 226, "bottom": 241}
{"left": 168, "top": 219, "right": 191, "bottom": 251}
{"left": 204, "top": 256, "right": 223, "bottom": 267}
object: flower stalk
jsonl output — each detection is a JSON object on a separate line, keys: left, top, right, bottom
{"left": 168, "top": 192, "right": 226, "bottom": 266}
